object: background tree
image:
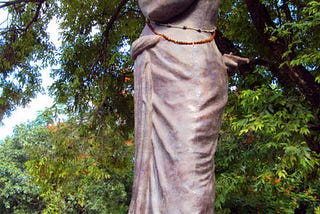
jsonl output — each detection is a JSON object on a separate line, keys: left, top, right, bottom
{"left": 0, "top": 0, "right": 57, "bottom": 121}
{"left": 0, "top": 117, "right": 49, "bottom": 213}
{"left": 25, "top": 110, "right": 134, "bottom": 213}
{"left": 214, "top": 1, "right": 320, "bottom": 212}
{"left": 1, "top": 108, "right": 134, "bottom": 213}
{"left": 0, "top": 0, "right": 319, "bottom": 213}
{"left": 216, "top": 0, "right": 320, "bottom": 154}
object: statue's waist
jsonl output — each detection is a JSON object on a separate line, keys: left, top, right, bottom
{"left": 141, "top": 21, "right": 216, "bottom": 45}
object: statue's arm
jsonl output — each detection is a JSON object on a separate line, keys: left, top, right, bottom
{"left": 138, "top": 0, "right": 196, "bottom": 22}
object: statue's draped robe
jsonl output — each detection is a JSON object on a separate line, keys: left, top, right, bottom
{"left": 129, "top": 0, "right": 228, "bottom": 213}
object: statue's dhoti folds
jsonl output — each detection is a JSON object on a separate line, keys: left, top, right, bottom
{"left": 129, "top": 34, "right": 228, "bottom": 214}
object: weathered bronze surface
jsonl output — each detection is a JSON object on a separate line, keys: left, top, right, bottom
{"left": 129, "top": 1, "right": 228, "bottom": 213}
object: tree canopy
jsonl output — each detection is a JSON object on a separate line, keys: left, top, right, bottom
{"left": 0, "top": 0, "right": 319, "bottom": 213}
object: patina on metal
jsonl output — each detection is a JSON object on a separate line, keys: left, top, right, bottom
{"left": 129, "top": 1, "right": 232, "bottom": 213}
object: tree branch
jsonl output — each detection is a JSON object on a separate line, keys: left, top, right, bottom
{"left": 0, "top": 0, "right": 40, "bottom": 9}
{"left": 245, "top": 0, "right": 320, "bottom": 108}
{"left": 102, "top": 0, "right": 129, "bottom": 49}
{"left": 24, "top": 0, "right": 45, "bottom": 31}
{"left": 245, "top": 0, "right": 320, "bottom": 154}
{"left": 0, "top": 0, "right": 46, "bottom": 32}
{"left": 281, "top": 0, "right": 294, "bottom": 22}
{"left": 95, "top": 0, "right": 130, "bottom": 117}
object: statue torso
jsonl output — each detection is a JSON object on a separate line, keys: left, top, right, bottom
{"left": 139, "top": 0, "right": 220, "bottom": 42}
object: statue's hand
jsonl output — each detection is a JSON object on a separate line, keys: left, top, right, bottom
{"left": 222, "top": 53, "right": 249, "bottom": 74}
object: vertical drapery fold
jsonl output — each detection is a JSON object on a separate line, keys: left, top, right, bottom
{"left": 129, "top": 31, "right": 228, "bottom": 214}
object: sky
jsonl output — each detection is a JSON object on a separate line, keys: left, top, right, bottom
{"left": 0, "top": 17, "right": 60, "bottom": 140}
{"left": 0, "top": 69, "right": 54, "bottom": 140}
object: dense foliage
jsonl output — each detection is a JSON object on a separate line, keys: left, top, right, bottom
{"left": 0, "top": 122, "right": 45, "bottom": 213}
{"left": 0, "top": 0, "right": 319, "bottom": 213}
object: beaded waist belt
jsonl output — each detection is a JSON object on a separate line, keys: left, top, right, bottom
{"left": 146, "top": 19, "right": 216, "bottom": 45}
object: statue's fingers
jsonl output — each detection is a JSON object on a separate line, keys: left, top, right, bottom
{"left": 222, "top": 55, "right": 238, "bottom": 68}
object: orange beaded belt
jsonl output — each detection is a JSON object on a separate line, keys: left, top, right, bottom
{"left": 146, "top": 19, "right": 216, "bottom": 45}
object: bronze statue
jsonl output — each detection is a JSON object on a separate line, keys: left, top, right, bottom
{"left": 129, "top": 0, "right": 247, "bottom": 213}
